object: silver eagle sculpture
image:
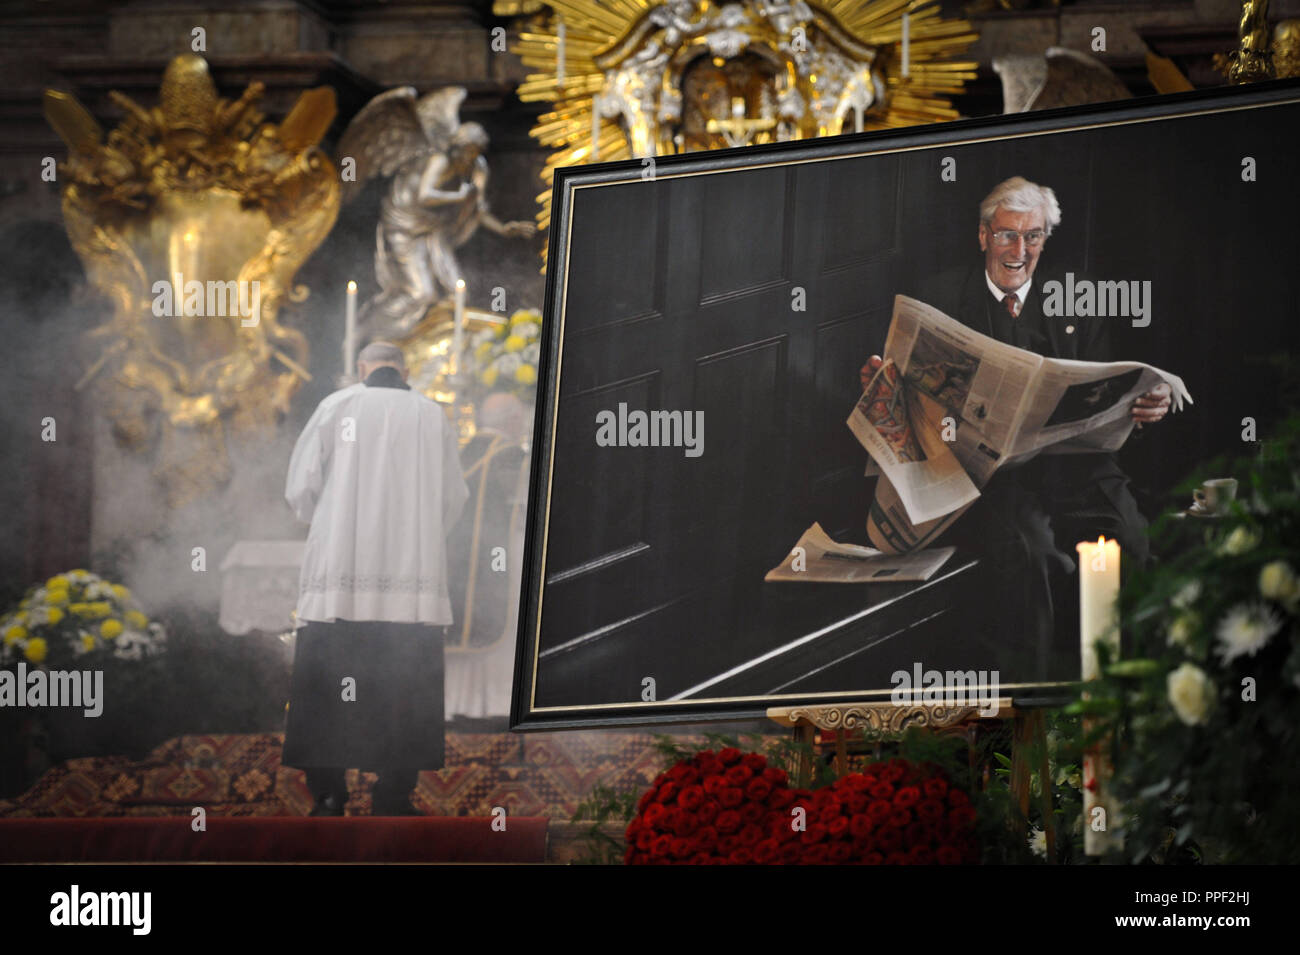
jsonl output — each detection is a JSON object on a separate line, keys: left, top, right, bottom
{"left": 336, "top": 86, "right": 536, "bottom": 342}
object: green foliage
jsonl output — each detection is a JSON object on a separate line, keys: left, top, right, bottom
{"left": 569, "top": 782, "right": 639, "bottom": 865}
{"left": 1083, "top": 413, "right": 1300, "bottom": 863}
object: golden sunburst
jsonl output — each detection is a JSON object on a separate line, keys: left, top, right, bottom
{"left": 494, "top": 0, "right": 978, "bottom": 262}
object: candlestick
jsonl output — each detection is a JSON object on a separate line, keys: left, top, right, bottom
{"left": 1076, "top": 535, "right": 1122, "bottom": 856}
{"left": 344, "top": 280, "right": 357, "bottom": 379}
{"left": 901, "top": 13, "right": 910, "bottom": 79}
{"left": 452, "top": 278, "right": 466, "bottom": 377}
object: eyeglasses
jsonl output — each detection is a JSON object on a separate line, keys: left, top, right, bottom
{"left": 987, "top": 228, "right": 1047, "bottom": 248}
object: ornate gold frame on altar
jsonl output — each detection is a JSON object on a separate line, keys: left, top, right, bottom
{"left": 494, "top": 0, "right": 977, "bottom": 257}
{"left": 44, "top": 54, "right": 339, "bottom": 506}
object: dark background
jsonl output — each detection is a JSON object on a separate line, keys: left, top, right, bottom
{"left": 532, "top": 95, "right": 1300, "bottom": 713}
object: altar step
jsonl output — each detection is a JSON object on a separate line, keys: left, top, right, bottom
{"left": 0, "top": 816, "right": 554, "bottom": 864}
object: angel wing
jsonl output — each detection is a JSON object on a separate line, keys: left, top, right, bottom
{"left": 414, "top": 86, "right": 467, "bottom": 154}
{"left": 335, "top": 86, "right": 430, "bottom": 204}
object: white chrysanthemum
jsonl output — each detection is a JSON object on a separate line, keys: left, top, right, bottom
{"left": 1170, "top": 579, "right": 1201, "bottom": 610}
{"left": 512, "top": 321, "right": 540, "bottom": 340}
{"left": 1217, "top": 526, "right": 1261, "bottom": 557}
{"left": 1167, "top": 662, "right": 1214, "bottom": 726}
{"left": 1028, "top": 827, "right": 1047, "bottom": 858}
{"left": 494, "top": 352, "right": 522, "bottom": 375}
{"left": 522, "top": 341, "right": 540, "bottom": 364}
{"left": 1215, "top": 601, "right": 1283, "bottom": 664}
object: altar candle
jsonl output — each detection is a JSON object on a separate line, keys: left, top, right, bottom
{"left": 453, "top": 278, "right": 466, "bottom": 375}
{"left": 1076, "top": 536, "right": 1120, "bottom": 679}
{"left": 344, "top": 280, "right": 357, "bottom": 379}
{"left": 557, "top": 20, "right": 566, "bottom": 86}
{"left": 901, "top": 13, "right": 910, "bottom": 78}
{"left": 1077, "top": 535, "right": 1122, "bottom": 856}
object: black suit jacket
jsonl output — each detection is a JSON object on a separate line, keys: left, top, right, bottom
{"left": 908, "top": 263, "right": 1129, "bottom": 495}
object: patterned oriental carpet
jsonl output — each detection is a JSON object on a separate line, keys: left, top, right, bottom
{"left": 0, "top": 731, "right": 670, "bottom": 819}
{"left": 0, "top": 731, "right": 686, "bottom": 862}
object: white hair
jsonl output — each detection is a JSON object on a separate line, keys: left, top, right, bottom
{"left": 358, "top": 340, "right": 406, "bottom": 369}
{"left": 979, "top": 177, "right": 1061, "bottom": 234}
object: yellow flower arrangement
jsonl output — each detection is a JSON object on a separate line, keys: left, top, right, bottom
{"left": 482, "top": 366, "right": 499, "bottom": 387}
{"left": 503, "top": 335, "right": 526, "bottom": 353}
{"left": 515, "top": 365, "right": 537, "bottom": 385}
{"left": 2, "top": 569, "right": 162, "bottom": 669}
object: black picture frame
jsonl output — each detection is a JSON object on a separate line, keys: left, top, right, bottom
{"left": 512, "top": 77, "right": 1300, "bottom": 730}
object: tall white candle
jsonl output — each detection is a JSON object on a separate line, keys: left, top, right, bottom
{"left": 1077, "top": 536, "right": 1120, "bottom": 679}
{"left": 901, "top": 13, "right": 910, "bottom": 79}
{"left": 1076, "top": 535, "right": 1122, "bottom": 856}
{"left": 452, "top": 278, "right": 466, "bottom": 376}
{"left": 557, "top": 20, "right": 566, "bottom": 86}
{"left": 344, "top": 280, "right": 357, "bottom": 379}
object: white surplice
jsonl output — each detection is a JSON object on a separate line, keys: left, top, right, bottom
{"left": 285, "top": 381, "right": 469, "bottom": 625}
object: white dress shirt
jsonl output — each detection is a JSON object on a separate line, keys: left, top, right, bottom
{"left": 985, "top": 271, "right": 1031, "bottom": 315}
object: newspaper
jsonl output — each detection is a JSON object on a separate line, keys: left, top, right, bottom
{"left": 764, "top": 522, "right": 956, "bottom": 583}
{"left": 850, "top": 295, "right": 1192, "bottom": 554}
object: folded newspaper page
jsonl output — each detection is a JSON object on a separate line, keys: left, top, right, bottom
{"left": 851, "top": 295, "right": 1192, "bottom": 554}
{"left": 764, "top": 522, "right": 956, "bottom": 583}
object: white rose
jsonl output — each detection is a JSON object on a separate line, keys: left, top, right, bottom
{"left": 1166, "top": 612, "right": 1199, "bottom": 649}
{"left": 1218, "top": 526, "right": 1261, "bottom": 557}
{"left": 1259, "top": 561, "right": 1298, "bottom": 609}
{"left": 1167, "top": 662, "right": 1214, "bottom": 726}
{"left": 1170, "top": 579, "right": 1201, "bottom": 610}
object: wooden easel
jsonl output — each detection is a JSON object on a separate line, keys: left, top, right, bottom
{"left": 767, "top": 699, "right": 1056, "bottom": 860}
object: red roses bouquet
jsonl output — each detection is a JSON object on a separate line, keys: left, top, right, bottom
{"left": 624, "top": 748, "right": 978, "bottom": 865}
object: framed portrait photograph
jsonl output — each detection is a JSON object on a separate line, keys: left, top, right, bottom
{"left": 512, "top": 78, "right": 1300, "bottom": 730}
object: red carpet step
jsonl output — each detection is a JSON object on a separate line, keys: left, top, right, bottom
{"left": 0, "top": 816, "right": 550, "bottom": 863}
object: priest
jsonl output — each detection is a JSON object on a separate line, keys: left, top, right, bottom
{"left": 283, "top": 340, "right": 469, "bottom": 815}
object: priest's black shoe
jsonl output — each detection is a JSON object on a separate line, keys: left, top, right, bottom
{"left": 309, "top": 792, "right": 345, "bottom": 817}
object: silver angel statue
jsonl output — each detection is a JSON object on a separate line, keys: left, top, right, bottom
{"left": 337, "top": 86, "right": 536, "bottom": 340}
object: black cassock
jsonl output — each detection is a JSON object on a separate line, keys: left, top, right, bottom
{"left": 281, "top": 619, "right": 446, "bottom": 773}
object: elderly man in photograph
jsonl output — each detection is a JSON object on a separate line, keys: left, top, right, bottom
{"left": 283, "top": 341, "right": 469, "bottom": 815}
{"left": 862, "top": 177, "right": 1172, "bottom": 677}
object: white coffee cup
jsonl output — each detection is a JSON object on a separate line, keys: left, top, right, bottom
{"left": 1193, "top": 478, "right": 1237, "bottom": 514}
